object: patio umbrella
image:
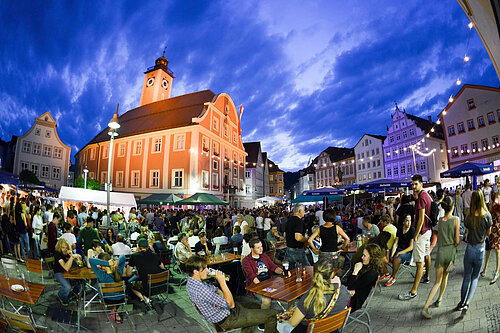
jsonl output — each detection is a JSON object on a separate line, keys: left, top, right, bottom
{"left": 440, "top": 162, "right": 494, "bottom": 178}
{"left": 304, "top": 187, "right": 346, "bottom": 196}
{"left": 137, "top": 193, "right": 182, "bottom": 205}
{"left": 291, "top": 194, "right": 343, "bottom": 203}
{"left": 175, "top": 192, "right": 229, "bottom": 206}
{"left": 360, "top": 179, "right": 412, "bottom": 189}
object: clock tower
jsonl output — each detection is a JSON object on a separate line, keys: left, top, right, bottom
{"left": 139, "top": 52, "right": 175, "bottom": 106}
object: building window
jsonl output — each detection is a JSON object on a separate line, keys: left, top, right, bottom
{"left": 43, "top": 145, "right": 52, "bottom": 157}
{"left": 202, "top": 136, "right": 209, "bottom": 152}
{"left": 20, "top": 161, "right": 29, "bottom": 171}
{"left": 467, "top": 119, "right": 475, "bottom": 130}
{"left": 457, "top": 122, "right": 465, "bottom": 133}
{"left": 471, "top": 141, "right": 478, "bottom": 153}
{"left": 481, "top": 139, "right": 488, "bottom": 150}
{"left": 492, "top": 136, "right": 499, "bottom": 147}
{"left": 101, "top": 171, "right": 107, "bottom": 184}
{"left": 497, "top": 109, "right": 500, "bottom": 121}
{"left": 393, "top": 167, "right": 398, "bottom": 176}
{"left": 201, "top": 170, "right": 209, "bottom": 189}
{"left": 52, "top": 167, "right": 61, "bottom": 180}
{"left": 448, "top": 126, "right": 455, "bottom": 136}
{"left": 246, "top": 185, "right": 251, "bottom": 194}
{"left": 89, "top": 148, "right": 96, "bottom": 160}
{"left": 233, "top": 167, "right": 237, "bottom": 176}
{"left": 441, "top": 161, "right": 446, "bottom": 169}
{"left": 212, "top": 117, "right": 219, "bottom": 131}
{"left": 133, "top": 141, "right": 142, "bottom": 155}
{"left": 245, "top": 171, "right": 250, "bottom": 178}
{"left": 150, "top": 170, "right": 160, "bottom": 188}
{"left": 41, "top": 165, "right": 50, "bottom": 178}
{"left": 487, "top": 112, "right": 496, "bottom": 124}
{"left": 117, "top": 143, "right": 126, "bottom": 157}
{"left": 32, "top": 143, "right": 41, "bottom": 155}
{"left": 409, "top": 128, "right": 415, "bottom": 136}
{"left": 407, "top": 163, "right": 412, "bottom": 174}
{"left": 420, "top": 161, "right": 426, "bottom": 170}
{"left": 367, "top": 162, "right": 370, "bottom": 168}
{"left": 172, "top": 169, "right": 183, "bottom": 188}
{"left": 213, "top": 160, "right": 218, "bottom": 170}
{"left": 53, "top": 147, "right": 62, "bottom": 159}
{"left": 89, "top": 171, "right": 95, "bottom": 179}
{"left": 396, "top": 134, "right": 401, "bottom": 141}
{"left": 233, "top": 131, "right": 237, "bottom": 144}
{"left": 402, "top": 131, "right": 407, "bottom": 138}
{"left": 131, "top": 171, "right": 140, "bottom": 187}
{"left": 173, "top": 134, "right": 185, "bottom": 151}
{"left": 116, "top": 171, "right": 124, "bottom": 187}
{"left": 103, "top": 146, "right": 109, "bottom": 159}
{"left": 212, "top": 173, "right": 219, "bottom": 188}
{"left": 223, "top": 122, "right": 228, "bottom": 137}
{"left": 461, "top": 144, "right": 468, "bottom": 155}
{"left": 377, "top": 171, "right": 381, "bottom": 178}
{"left": 467, "top": 98, "right": 476, "bottom": 110}
{"left": 30, "top": 163, "right": 39, "bottom": 176}
{"left": 477, "top": 116, "right": 485, "bottom": 128}
{"left": 358, "top": 175, "right": 362, "bottom": 181}
{"left": 45, "top": 130, "right": 51, "bottom": 138}
{"left": 35, "top": 128, "right": 41, "bottom": 136}
{"left": 22, "top": 141, "right": 31, "bottom": 153}
{"left": 390, "top": 136, "right": 394, "bottom": 143}
{"left": 377, "top": 159, "right": 381, "bottom": 166}
{"left": 401, "top": 165, "right": 405, "bottom": 174}
{"left": 451, "top": 147, "right": 459, "bottom": 158}
{"left": 152, "top": 137, "right": 162, "bottom": 153}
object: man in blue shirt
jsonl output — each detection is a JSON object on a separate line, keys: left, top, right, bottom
{"left": 186, "top": 256, "right": 278, "bottom": 332}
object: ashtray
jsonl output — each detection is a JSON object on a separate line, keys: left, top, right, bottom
{"left": 10, "top": 284, "right": 25, "bottom": 292}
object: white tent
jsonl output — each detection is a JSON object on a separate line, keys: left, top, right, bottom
{"left": 58, "top": 186, "right": 137, "bottom": 207}
{"left": 255, "top": 196, "right": 284, "bottom": 207}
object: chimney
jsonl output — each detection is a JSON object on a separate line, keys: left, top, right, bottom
{"left": 428, "top": 116, "right": 432, "bottom": 122}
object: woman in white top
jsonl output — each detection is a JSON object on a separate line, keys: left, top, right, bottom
{"left": 32, "top": 207, "right": 44, "bottom": 258}
{"left": 263, "top": 211, "right": 273, "bottom": 239}
{"left": 255, "top": 211, "right": 264, "bottom": 239}
{"left": 212, "top": 227, "right": 228, "bottom": 254}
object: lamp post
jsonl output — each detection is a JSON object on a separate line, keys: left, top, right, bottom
{"left": 106, "top": 105, "right": 120, "bottom": 225}
{"left": 83, "top": 168, "right": 88, "bottom": 189}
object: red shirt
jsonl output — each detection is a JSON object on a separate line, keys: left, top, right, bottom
{"left": 415, "top": 190, "right": 432, "bottom": 235}
{"left": 242, "top": 253, "right": 277, "bottom": 291}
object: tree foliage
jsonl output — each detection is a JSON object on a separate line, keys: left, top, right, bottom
{"left": 74, "top": 175, "right": 101, "bottom": 190}
{"left": 19, "top": 169, "right": 40, "bottom": 185}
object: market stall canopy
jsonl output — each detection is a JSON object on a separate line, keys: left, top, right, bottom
{"left": 304, "top": 187, "right": 346, "bottom": 196}
{"left": 175, "top": 192, "right": 229, "bottom": 206}
{"left": 440, "top": 162, "right": 494, "bottom": 178}
{"left": 292, "top": 194, "right": 342, "bottom": 203}
{"left": 256, "top": 196, "right": 284, "bottom": 204}
{"left": 0, "top": 170, "right": 20, "bottom": 185}
{"left": 137, "top": 193, "right": 182, "bottom": 205}
{"left": 360, "top": 178, "right": 412, "bottom": 189}
{"left": 58, "top": 186, "right": 137, "bottom": 207}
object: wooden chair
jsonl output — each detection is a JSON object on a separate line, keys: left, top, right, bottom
{"left": 98, "top": 281, "right": 135, "bottom": 331}
{"left": 146, "top": 270, "right": 174, "bottom": 321}
{"left": 306, "top": 307, "right": 351, "bottom": 333}
{"left": 43, "top": 256, "right": 55, "bottom": 279}
{"left": 26, "top": 258, "right": 45, "bottom": 283}
{"left": 0, "top": 308, "right": 47, "bottom": 333}
{"left": 265, "top": 249, "right": 275, "bottom": 262}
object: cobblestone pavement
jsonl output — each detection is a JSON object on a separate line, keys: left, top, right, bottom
{"left": 5, "top": 241, "right": 500, "bottom": 332}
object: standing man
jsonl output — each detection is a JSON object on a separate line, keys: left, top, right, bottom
{"left": 462, "top": 183, "right": 473, "bottom": 218}
{"left": 285, "top": 204, "right": 309, "bottom": 269}
{"left": 399, "top": 174, "right": 432, "bottom": 300}
{"left": 48, "top": 213, "right": 62, "bottom": 254}
{"left": 186, "top": 256, "right": 278, "bottom": 333}
{"left": 77, "top": 217, "right": 100, "bottom": 255}
{"left": 483, "top": 179, "right": 493, "bottom": 210}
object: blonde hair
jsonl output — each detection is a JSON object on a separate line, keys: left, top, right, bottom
{"left": 470, "top": 190, "right": 488, "bottom": 229}
{"left": 304, "top": 259, "right": 341, "bottom": 316}
{"left": 55, "top": 238, "right": 71, "bottom": 254}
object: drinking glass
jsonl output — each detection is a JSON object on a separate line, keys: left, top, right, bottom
{"left": 282, "top": 260, "right": 289, "bottom": 277}
{"left": 295, "top": 266, "right": 302, "bottom": 282}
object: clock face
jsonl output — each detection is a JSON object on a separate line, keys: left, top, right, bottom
{"left": 147, "top": 77, "right": 155, "bottom": 87}
{"left": 162, "top": 79, "right": 169, "bottom": 90}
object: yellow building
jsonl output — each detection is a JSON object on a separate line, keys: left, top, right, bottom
{"left": 268, "top": 159, "right": 284, "bottom": 197}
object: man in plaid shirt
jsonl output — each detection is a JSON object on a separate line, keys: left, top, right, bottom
{"left": 186, "top": 256, "right": 278, "bottom": 332}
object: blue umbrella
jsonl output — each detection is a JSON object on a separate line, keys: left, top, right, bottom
{"left": 361, "top": 179, "right": 412, "bottom": 189}
{"left": 304, "top": 187, "right": 346, "bottom": 196}
{"left": 291, "top": 194, "right": 342, "bottom": 203}
{"left": 340, "top": 184, "right": 360, "bottom": 191}
{"left": 440, "top": 162, "right": 494, "bottom": 178}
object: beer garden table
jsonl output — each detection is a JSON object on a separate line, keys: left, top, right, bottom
{"left": 0, "top": 274, "right": 45, "bottom": 314}
{"left": 63, "top": 267, "right": 98, "bottom": 332}
{"left": 205, "top": 253, "right": 240, "bottom": 266}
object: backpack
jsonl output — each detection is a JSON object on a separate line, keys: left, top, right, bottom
{"left": 427, "top": 201, "right": 440, "bottom": 228}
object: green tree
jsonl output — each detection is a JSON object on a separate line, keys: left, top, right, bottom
{"left": 74, "top": 175, "right": 101, "bottom": 190}
{"left": 19, "top": 169, "right": 40, "bottom": 185}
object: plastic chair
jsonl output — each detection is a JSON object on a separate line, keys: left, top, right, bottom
{"left": 306, "top": 307, "right": 351, "bottom": 333}
{"left": 98, "top": 281, "right": 135, "bottom": 331}
{"left": 146, "top": 270, "right": 175, "bottom": 321}
{"left": 344, "top": 281, "right": 378, "bottom": 333}
{"left": 0, "top": 308, "right": 47, "bottom": 333}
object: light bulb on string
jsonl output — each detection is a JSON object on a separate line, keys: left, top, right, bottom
{"left": 436, "top": 120, "right": 441, "bottom": 124}
{"left": 468, "top": 22, "right": 473, "bottom": 29}
{"left": 449, "top": 95, "right": 454, "bottom": 103}
{"left": 464, "top": 55, "right": 470, "bottom": 62}
{"left": 456, "top": 78, "right": 462, "bottom": 85}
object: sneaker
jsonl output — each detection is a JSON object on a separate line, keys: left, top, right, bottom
{"left": 461, "top": 304, "right": 469, "bottom": 315}
{"left": 421, "top": 308, "right": 432, "bottom": 319}
{"left": 454, "top": 302, "right": 464, "bottom": 311}
{"left": 385, "top": 277, "right": 396, "bottom": 287}
{"left": 257, "top": 324, "right": 265, "bottom": 331}
{"left": 421, "top": 276, "right": 430, "bottom": 284}
{"left": 57, "top": 295, "right": 69, "bottom": 306}
{"left": 398, "top": 291, "right": 417, "bottom": 300}
{"left": 378, "top": 273, "right": 391, "bottom": 281}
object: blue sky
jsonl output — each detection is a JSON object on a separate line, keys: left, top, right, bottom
{"left": 0, "top": 1, "right": 498, "bottom": 171}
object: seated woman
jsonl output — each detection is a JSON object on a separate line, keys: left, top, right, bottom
{"left": 212, "top": 227, "right": 228, "bottom": 254}
{"left": 89, "top": 252, "right": 126, "bottom": 323}
{"left": 105, "top": 228, "right": 116, "bottom": 247}
{"left": 86, "top": 239, "right": 104, "bottom": 268}
{"left": 152, "top": 231, "right": 168, "bottom": 254}
{"left": 54, "top": 238, "right": 83, "bottom": 306}
{"left": 351, "top": 231, "right": 391, "bottom": 266}
{"left": 347, "top": 243, "right": 385, "bottom": 312}
{"left": 194, "top": 231, "right": 213, "bottom": 256}
{"left": 385, "top": 215, "right": 414, "bottom": 286}
{"left": 277, "top": 257, "right": 350, "bottom": 333}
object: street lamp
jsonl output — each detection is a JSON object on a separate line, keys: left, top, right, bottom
{"left": 106, "top": 105, "right": 120, "bottom": 225}
{"left": 83, "top": 168, "right": 88, "bottom": 189}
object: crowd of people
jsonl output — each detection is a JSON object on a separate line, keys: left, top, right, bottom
{"left": 0, "top": 173, "right": 498, "bottom": 330}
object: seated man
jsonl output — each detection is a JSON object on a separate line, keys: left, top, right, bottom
{"left": 242, "top": 239, "right": 283, "bottom": 310}
{"left": 230, "top": 226, "right": 243, "bottom": 246}
{"left": 266, "top": 226, "right": 284, "bottom": 244}
{"left": 175, "top": 233, "right": 192, "bottom": 264}
{"left": 194, "top": 232, "right": 213, "bottom": 256}
{"left": 186, "top": 256, "right": 278, "bottom": 333}
{"left": 385, "top": 215, "right": 414, "bottom": 287}
{"left": 128, "top": 238, "right": 165, "bottom": 309}
{"left": 112, "top": 234, "right": 132, "bottom": 256}
{"left": 361, "top": 216, "right": 380, "bottom": 239}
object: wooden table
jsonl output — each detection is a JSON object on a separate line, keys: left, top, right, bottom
{"left": 63, "top": 267, "right": 98, "bottom": 332}
{"left": 245, "top": 266, "right": 313, "bottom": 303}
{"left": 63, "top": 267, "right": 97, "bottom": 280}
{"left": 0, "top": 274, "right": 45, "bottom": 305}
{"left": 341, "top": 241, "right": 358, "bottom": 253}
{"left": 205, "top": 253, "right": 240, "bottom": 266}
{"left": 275, "top": 242, "right": 287, "bottom": 251}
